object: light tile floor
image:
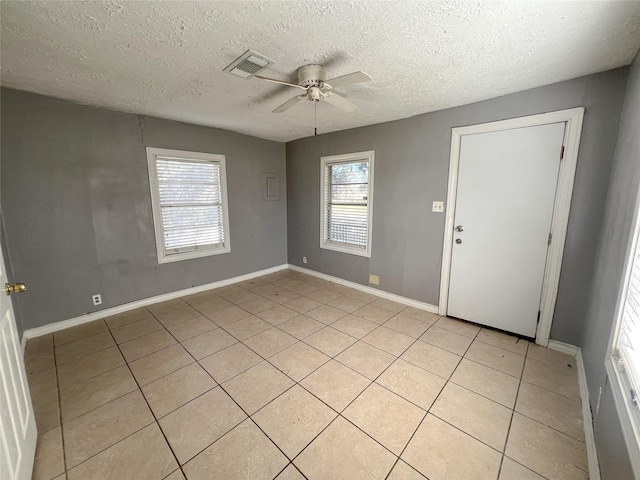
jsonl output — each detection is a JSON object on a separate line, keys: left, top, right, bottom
{"left": 25, "top": 269, "right": 589, "bottom": 480}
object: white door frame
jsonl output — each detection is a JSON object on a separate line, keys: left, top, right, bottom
{"left": 438, "top": 107, "right": 585, "bottom": 346}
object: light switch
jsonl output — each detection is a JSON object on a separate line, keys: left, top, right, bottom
{"left": 432, "top": 201, "right": 444, "bottom": 213}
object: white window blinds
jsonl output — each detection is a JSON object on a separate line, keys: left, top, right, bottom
{"left": 325, "top": 160, "right": 369, "bottom": 247}
{"left": 321, "top": 151, "right": 374, "bottom": 257}
{"left": 156, "top": 157, "right": 225, "bottom": 252}
{"left": 147, "top": 148, "right": 230, "bottom": 263}
{"left": 615, "top": 226, "right": 640, "bottom": 403}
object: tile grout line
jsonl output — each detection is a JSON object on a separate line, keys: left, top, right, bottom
{"left": 56, "top": 278, "right": 315, "bottom": 405}
{"left": 61, "top": 415, "right": 160, "bottom": 476}
{"left": 56, "top": 279, "right": 432, "bottom": 478}
{"left": 426, "top": 331, "right": 585, "bottom": 464}
{"left": 497, "top": 339, "right": 531, "bottom": 479}
{"left": 143, "top": 306, "right": 242, "bottom": 470}
{"left": 502, "top": 456, "right": 552, "bottom": 480}
{"left": 278, "top": 316, "right": 447, "bottom": 475}
{"left": 103, "top": 313, "right": 189, "bottom": 479}
{"left": 29, "top": 272, "right": 305, "bottom": 476}
{"left": 57, "top": 326, "right": 249, "bottom": 475}
{"left": 200, "top": 282, "right": 425, "bottom": 471}
{"left": 51, "top": 331, "right": 70, "bottom": 478}
{"left": 32, "top": 270, "right": 573, "bottom": 479}
{"left": 382, "top": 318, "right": 482, "bottom": 479}
{"left": 211, "top": 318, "right": 375, "bottom": 469}
{"left": 58, "top": 319, "right": 568, "bottom": 478}
{"left": 146, "top": 298, "right": 307, "bottom": 472}
{"left": 199, "top": 379, "right": 299, "bottom": 468}
{"left": 522, "top": 355, "right": 584, "bottom": 398}
{"left": 275, "top": 311, "right": 413, "bottom": 382}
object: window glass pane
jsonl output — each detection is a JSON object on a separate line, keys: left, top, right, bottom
{"left": 325, "top": 159, "right": 370, "bottom": 249}
{"left": 330, "top": 183, "right": 368, "bottom": 205}
{"left": 330, "top": 161, "right": 369, "bottom": 184}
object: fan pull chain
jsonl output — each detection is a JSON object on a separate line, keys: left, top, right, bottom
{"left": 314, "top": 101, "right": 317, "bottom": 136}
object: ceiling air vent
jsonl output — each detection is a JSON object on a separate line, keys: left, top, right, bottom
{"left": 223, "top": 50, "right": 274, "bottom": 79}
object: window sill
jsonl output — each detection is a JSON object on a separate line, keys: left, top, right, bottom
{"left": 158, "top": 245, "right": 231, "bottom": 264}
{"left": 605, "top": 357, "right": 640, "bottom": 477}
{"left": 320, "top": 242, "right": 370, "bottom": 258}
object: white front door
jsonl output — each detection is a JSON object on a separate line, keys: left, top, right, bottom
{"left": 447, "top": 122, "right": 566, "bottom": 337}
{"left": 0, "top": 245, "right": 36, "bottom": 480}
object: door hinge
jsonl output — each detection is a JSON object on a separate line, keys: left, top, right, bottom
{"left": 560, "top": 146, "right": 565, "bottom": 160}
{"left": 548, "top": 232, "right": 553, "bottom": 246}
{"left": 537, "top": 310, "right": 541, "bottom": 324}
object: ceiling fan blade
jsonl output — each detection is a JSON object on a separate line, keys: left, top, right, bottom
{"left": 273, "top": 94, "right": 306, "bottom": 113}
{"left": 323, "top": 92, "right": 358, "bottom": 113}
{"left": 255, "top": 75, "right": 307, "bottom": 91}
{"left": 326, "top": 71, "right": 371, "bottom": 89}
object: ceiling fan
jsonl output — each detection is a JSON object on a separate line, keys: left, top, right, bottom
{"left": 255, "top": 64, "right": 371, "bottom": 113}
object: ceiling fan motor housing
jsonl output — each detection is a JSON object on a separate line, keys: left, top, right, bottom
{"left": 298, "top": 64, "right": 329, "bottom": 87}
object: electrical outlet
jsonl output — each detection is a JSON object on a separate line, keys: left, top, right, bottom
{"left": 302, "top": 256, "right": 308, "bottom": 264}
{"left": 432, "top": 201, "right": 444, "bottom": 213}
{"left": 369, "top": 274, "right": 380, "bottom": 285}
{"left": 92, "top": 294, "right": 102, "bottom": 306}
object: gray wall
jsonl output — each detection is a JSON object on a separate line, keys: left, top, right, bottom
{"left": 287, "top": 68, "right": 628, "bottom": 346}
{"left": 594, "top": 384, "right": 635, "bottom": 480}
{"left": 1, "top": 88, "right": 287, "bottom": 330}
{"left": 581, "top": 53, "right": 640, "bottom": 479}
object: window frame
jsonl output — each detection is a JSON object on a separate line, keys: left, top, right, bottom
{"left": 319, "top": 151, "right": 375, "bottom": 257}
{"left": 146, "top": 147, "right": 231, "bottom": 264}
{"left": 606, "top": 182, "right": 640, "bottom": 478}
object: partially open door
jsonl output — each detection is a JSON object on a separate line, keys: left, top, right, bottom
{"left": 1, "top": 242, "right": 36, "bottom": 479}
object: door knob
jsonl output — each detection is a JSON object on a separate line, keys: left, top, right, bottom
{"left": 5, "top": 283, "right": 26, "bottom": 296}
{"left": 455, "top": 225, "right": 464, "bottom": 232}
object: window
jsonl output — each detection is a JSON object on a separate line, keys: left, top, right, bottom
{"left": 146, "top": 147, "right": 230, "bottom": 264}
{"left": 608, "top": 193, "right": 640, "bottom": 476}
{"left": 320, "top": 151, "right": 374, "bottom": 257}
{"left": 614, "top": 228, "right": 640, "bottom": 400}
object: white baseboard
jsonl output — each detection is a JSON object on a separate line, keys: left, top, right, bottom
{"left": 22, "top": 263, "right": 438, "bottom": 351}
{"left": 576, "top": 347, "right": 602, "bottom": 480}
{"left": 547, "top": 339, "right": 580, "bottom": 356}
{"left": 546, "top": 340, "right": 601, "bottom": 479}
{"left": 22, "top": 264, "right": 289, "bottom": 348}
{"left": 286, "top": 264, "right": 439, "bottom": 314}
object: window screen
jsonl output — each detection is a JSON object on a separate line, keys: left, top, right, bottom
{"left": 321, "top": 151, "right": 374, "bottom": 256}
{"left": 147, "top": 148, "right": 230, "bottom": 263}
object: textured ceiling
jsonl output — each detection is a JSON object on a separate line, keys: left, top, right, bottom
{"left": 2, "top": 1, "right": 640, "bottom": 142}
